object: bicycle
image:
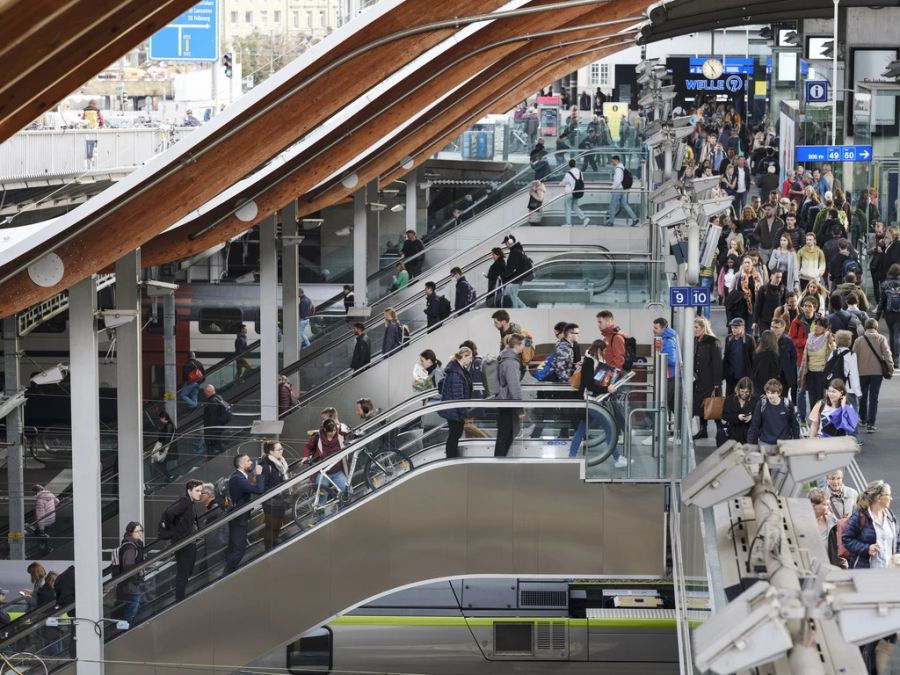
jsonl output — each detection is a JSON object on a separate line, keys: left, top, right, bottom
{"left": 292, "top": 442, "right": 413, "bottom": 530}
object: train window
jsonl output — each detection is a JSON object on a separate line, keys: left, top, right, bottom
{"left": 494, "top": 623, "right": 533, "bottom": 655}
{"left": 287, "top": 627, "right": 332, "bottom": 674}
{"left": 198, "top": 308, "right": 242, "bottom": 335}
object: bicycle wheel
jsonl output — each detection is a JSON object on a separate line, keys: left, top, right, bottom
{"left": 363, "top": 450, "right": 414, "bottom": 490}
{"left": 584, "top": 404, "right": 619, "bottom": 467}
{"left": 292, "top": 484, "right": 320, "bottom": 530}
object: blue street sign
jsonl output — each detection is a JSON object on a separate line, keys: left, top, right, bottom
{"left": 805, "top": 80, "right": 829, "bottom": 103}
{"left": 149, "top": 0, "right": 218, "bottom": 62}
{"left": 670, "top": 286, "right": 711, "bottom": 308}
{"left": 795, "top": 145, "right": 873, "bottom": 162}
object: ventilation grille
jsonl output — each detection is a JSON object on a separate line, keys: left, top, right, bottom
{"left": 535, "top": 621, "right": 567, "bottom": 652}
{"left": 519, "top": 589, "right": 567, "bottom": 609}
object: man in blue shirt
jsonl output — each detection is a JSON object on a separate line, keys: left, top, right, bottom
{"left": 222, "top": 454, "right": 265, "bottom": 576}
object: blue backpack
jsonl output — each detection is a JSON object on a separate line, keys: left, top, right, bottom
{"left": 534, "top": 353, "right": 557, "bottom": 382}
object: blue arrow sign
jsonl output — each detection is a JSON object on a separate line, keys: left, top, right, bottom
{"left": 670, "top": 286, "right": 711, "bottom": 307}
{"left": 805, "top": 80, "right": 829, "bottom": 103}
{"left": 149, "top": 0, "right": 218, "bottom": 62}
{"left": 795, "top": 145, "right": 873, "bottom": 162}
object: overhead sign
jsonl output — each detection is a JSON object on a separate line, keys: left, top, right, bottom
{"left": 689, "top": 58, "right": 754, "bottom": 75}
{"left": 685, "top": 75, "right": 744, "bottom": 93}
{"left": 149, "top": 0, "right": 218, "bottom": 62}
{"left": 805, "top": 80, "right": 829, "bottom": 103}
{"left": 670, "top": 286, "right": 711, "bottom": 307}
{"left": 795, "top": 145, "right": 873, "bottom": 162}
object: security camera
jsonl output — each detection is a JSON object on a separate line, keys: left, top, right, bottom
{"left": 368, "top": 202, "right": 387, "bottom": 212}
{"left": 31, "top": 364, "right": 69, "bottom": 386}
{"left": 142, "top": 279, "right": 179, "bottom": 297}
{"left": 98, "top": 309, "right": 138, "bottom": 329}
{"left": 281, "top": 235, "right": 306, "bottom": 246}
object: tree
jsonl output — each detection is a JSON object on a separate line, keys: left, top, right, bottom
{"left": 232, "top": 32, "right": 311, "bottom": 86}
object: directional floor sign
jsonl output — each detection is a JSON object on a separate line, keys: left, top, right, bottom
{"left": 795, "top": 145, "right": 873, "bottom": 162}
{"left": 149, "top": 0, "right": 218, "bottom": 62}
{"left": 670, "top": 286, "right": 711, "bottom": 307}
{"left": 805, "top": 80, "right": 829, "bottom": 104}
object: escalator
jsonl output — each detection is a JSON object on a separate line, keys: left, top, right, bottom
{"left": 16, "top": 251, "right": 665, "bottom": 559}
{"left": 0, "top": 394, "right": 667, "bottom": 674}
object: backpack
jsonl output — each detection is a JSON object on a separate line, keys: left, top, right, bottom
{"left": 842, "top": 257, "right": 863, "bottom": 281}
{"left": 520, "top": 330, "right": 536, "bottom": 365}
{"left": 621, "top": 168, "right": 634, "bottom": 190}
{"left": 463, "top": 280, "right": 477, "bottom": 307}
{"left": 824, "top": 350, "right": 847, "bottom": 386}
{"left": 214, "top": 476, "right": 232, "bottom": 512}
{"left": 521, "top": 255, "right": 535, "bottom": 283}
{"left": 613, "top": 331, "right": 638, "bottom": 371}
{"left": 886, "top": 284, "right": 900, "bottom": 313}
{"left": 481, "top": 355, "right": 501, "bottom": 397}
{"left": 836, "top": 510, "right": 867, "bottom": 561}
{"left": 108, "top": 540, "right": 137, "bottom": 576}
{"left": 534, "top": 352, "right": 557, "bottom": 382}
{"left": 400, "top": 324, "right": 411, "bottom": 345}
{"left": 568, "top": 170, "right": 585, "bottom": 199}
{"left": 438, "top": 295, "right": 452, "bottom": 320}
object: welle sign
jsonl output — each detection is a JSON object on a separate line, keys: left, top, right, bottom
{"left": 685, "top": 75, "right": 744, "bottom": 92}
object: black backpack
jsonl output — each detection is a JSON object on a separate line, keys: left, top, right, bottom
{"left": 824, "top": 349, "right": 847, "bottom": 386}
{"left": 621, "top": 168, "right": 634, "bottom": 190}
{"left": 568, "top": 170, "right": 585, "bottom": 199}
{"left": 438, "top": 295, "right": 452, "bottom": 320}
{"left": 521, "top": 255, "right": 535, "bottom": 282}
{"left": 842, "top": 257, "right": 863, "bottom": 281}
{"left": 623, "top": 335, "right": 638, "bottom": 371}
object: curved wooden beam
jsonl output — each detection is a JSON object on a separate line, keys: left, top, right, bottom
{"left": 0, "top": 0, "right": 514, "bottom": 318}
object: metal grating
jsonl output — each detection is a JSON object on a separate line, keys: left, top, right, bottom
{"left": 17, "top": 273, "right": 115, "bottom": 336}
{"left": 519, "top": 590, "right": 567, "bottom": 609}
{"left": 535, "top": 621, "right": 567, "bottom": 652}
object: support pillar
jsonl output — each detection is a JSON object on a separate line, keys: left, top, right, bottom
{"left": 69, "top": 276, "right": 105, "bottom": 673}
{"left": 353, "top": 188, "right": 368, "bottom": 308}
{"left": 405, "top": 168, "right": 418, "bottom": 234}
{"left": 281, "top": 200, "right": 300, "bottom": 372}
{"left": 115, "top": 250, "right": 143, "bottom": 531}
{"left": 163, "top": 293, "right": 177, "bottom": 424}
{"left": 260, "top": 215, "right": 278, "bottom": 421}
{"left": 3, "top": 317, "right": 24, "bottom": 560}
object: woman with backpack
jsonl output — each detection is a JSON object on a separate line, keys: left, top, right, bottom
{"left": 382, "top": 308, "right": 403, "bottom": 356}
{"left": 853, "top": 318, "right": 894, "bottom": 433}
{"left": 826, "top": 330, "right": 861, "bottom": 409}
{"left": 876, "top": 262, "right": 900, "bottom": 369}
{"left": 485, "top": 248, "right": 506, "bottom": 308}
{"left": 809, "top": 378, "right": 858, "bottom": 438}
{"left": 115, "top": 521, "right": 145, "bottom": 627}
{"left": 438, "top": 347, "right": 474, "bottom": 458}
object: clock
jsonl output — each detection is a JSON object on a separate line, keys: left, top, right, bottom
{"left": 702, "top": 58, "right": 724, "bottom": 80}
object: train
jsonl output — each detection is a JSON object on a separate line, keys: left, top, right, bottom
{"left": 246, "top": 577, "right": 708, "bottom": 674}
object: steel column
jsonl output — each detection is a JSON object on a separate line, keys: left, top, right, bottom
{"left": 115, "top": 250, "right": 143, "bottom": 530}
{"left": 353, "top": 187, "right": 368, "bottom": 307}
{"left": 405, "top": 168, "right": 418, "bottom": 234}
{"left": 69, "top": 276, "right": 105, "bottom": 674}
{"left": 260, "top": 215, "right": 278, "bottom": 421}
{"left": 163, "top": 292, "right": 177, "bottom": 424}
{"left": 2, "top": 317, "right": 24, "bottom": 560}
{"left": 281, "top": 200, "right": 300, "bottom": 373}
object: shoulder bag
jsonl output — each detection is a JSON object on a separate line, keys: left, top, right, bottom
{"left": 862, "top": 334, "right": 893, "bottom": 380}
{"left": 702, "top": 387, "right": 725, "bottom": 420}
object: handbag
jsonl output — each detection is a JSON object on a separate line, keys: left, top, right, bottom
{"left": 463, "top": 419, "right": 488, "bottom": 439}
{"left": 702, "top": 388, "right": 725, "bottom": 420}
{"left": 187, "top": 366, "right": 203, "bottom": 383}
{"left": 568, "top": 369, "right": 582, "bottom": 390}
{"left": 862, "top": 334, "right": 893, "bottom": 380}
{"left": 150, "top": 441, "right": 168, "bottom": 463}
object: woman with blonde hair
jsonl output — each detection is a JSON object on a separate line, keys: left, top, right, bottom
{"left": 692, "top": 317, "right": 724, "bottom": 440}
{"left": 438, "top": 347, "right": 474, "bottom": 458}
{"left": 527, "top": 180, "right": 546, "bottom": 224}
{"left": 382, "top": 307, "right": 403, "bottom": 355}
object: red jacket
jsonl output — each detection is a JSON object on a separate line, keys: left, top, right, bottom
{"left": 303, "top": 427, "right": 346, "bottom": 474}
{"left": 788, "top": 313, "right": 821, "bottom": 366}
{"left": 601, "top": 325, "right": 626, "bottom": 369}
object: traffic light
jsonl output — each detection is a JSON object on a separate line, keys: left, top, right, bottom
{"left": 224, "top": 52, "right": 233, "bottom": 78}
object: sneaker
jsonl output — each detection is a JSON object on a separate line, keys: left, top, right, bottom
{"left": 582, "top": 217, "right": 591, "bottom": 226}
{"left": 691, "top": 430, "right": 708, "bottom": 441}
{"left": 866, "top": 424, "right": 877, "bottom": 433}
{"left": 613, "top": 456, "right": 633, "bottom": 468}
{"left": 631, "top": 219, "right": 639, "bottom": 226}
{"left": 641, "top": 436, "right": 654, "bottom": 446}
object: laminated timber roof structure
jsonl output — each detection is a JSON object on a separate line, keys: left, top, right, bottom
{"left": 3, "top": 0, "right": 897, "bottom": 318}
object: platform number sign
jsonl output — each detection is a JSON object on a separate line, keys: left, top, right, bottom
{"left": 805, "top": 80, "right": 829, "bottom": 104}
{"left": 670, "top": 286, "right": 711, "bottom": 307}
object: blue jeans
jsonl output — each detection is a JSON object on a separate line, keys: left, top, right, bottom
{"left": 315, "top": 470, "right": 349, "bottom": 523}
{"left": 178, "top": 381, "right": 200, "bottom": 409}
{"left": 503, "top": 283, "right": 526, "bottom": 308}
{"left": 608, "top": 189, "right": 637, "bottom": 223}
{"left": 565, "top": 194, "right": 587, "bottom": 225}
{"left": 299, "top": 318, "right": 311, "bottom": 348}
{"left": 804, "top": 370, "right": 826, "bottom": 418}
{"left": 119, "top": 592, "right": 141, "bottom": 627}
{"left": 568, "top": 407, "right": 621, "bottom": 460}
{"left": 858, "top": 375, "right": 883, "bottom": 425}
{"left": 699, "top": 276, "right": 713, "bottom": 319}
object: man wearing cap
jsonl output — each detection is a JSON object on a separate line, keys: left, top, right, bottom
{"left": 723, "top": 318, "right": 756, "bottom": 396}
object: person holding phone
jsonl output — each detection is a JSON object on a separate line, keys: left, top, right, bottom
{"left": 808, "top": 378, "right": 858, "bottom": 438}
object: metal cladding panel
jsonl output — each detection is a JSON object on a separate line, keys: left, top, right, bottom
{"left": 102, "top": 461, "right": 665, "bottom": 673}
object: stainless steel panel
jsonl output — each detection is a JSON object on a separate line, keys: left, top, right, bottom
{"left": 103, "top": 460, "right": 665, "bottom": 674}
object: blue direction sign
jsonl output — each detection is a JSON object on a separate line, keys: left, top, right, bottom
{"left": 796, "top": 145, "right": 873, "bottom": 162}
{"left": 149, "top": 0, "right": 218, "bottom": 62}
{"left": 670, "top": 286, "right": 711, "bottom": 308}
{"left": 805, "top": 80, "right": 829, "bottom": 103}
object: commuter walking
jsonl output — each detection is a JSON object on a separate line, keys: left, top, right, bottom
{"left": 562, "top": 159, "right": 589, "bottom": 226}
{"left": 115, "top": 522, "right": 145, "bottom": 627}
{"left": 527, "top": 180, "right": 545, "bottom": 224}
{"left": 770, "top": 318, "right": 798, "bottom": 405}
{"left": 382, "top": 308, "right": 403, "bottom": 355}
{"left": 350, "top": 322, "right": 371, "bottom": 371}
{"left": 33, "top": 484, "right": 59, "bottom": 543}
{"left": 400, "top": 230, "right": 425, "bottom": 277}
{"left": 808, "top": 379, "right": 858, "bottom": 438}
{"left": 451, "top": 267, "right": 475, "bottom": 313}
{"left": 277, "top": 375, "right": 299, "bottom": 416}
{"left": 222, "top": 454, "right": 265, "bottom": 576}
{"left": 259, "top": 441, "right": 289, "bottom": 551}
{"left": 500, "top": 235, "right": 529, "bottom": 309}
{"left": 439, "top": 347, "right": 474, "bottom": 458}
{"left": 841, "top": 480, "right": 897, "bottom": 569}
{"left": 298, "top": 288, "right": 315, "bottom": 349}
{"left": 723, "top": 318, "right": 756, "bottom": 395}
{"left": 392, "top": 262, "right": 410, "bottom": 290}
{"left": 158, "top": 480, "right": 202, "bottom": 601}
{"left": 746, "top": 379, "right": 800, "bottom": 451}
{"left": 853, "top": 318, "right": 893, "bottom": 432}
{"left": 825, "top": 470, "right": 859, "bottom": 520}
{"left": 202, "top": 384, "right": 231, "bottom": 457}
{"left": 494, "top": 334, "right": 525, "bottom": 457}
{"left": 721, "top": 377, "right": 755, "bottom": 444}
{"left": 150, "top": 410, "right": 176, "bottom": 485}
{"left": 753, "top": 269, "right": 787, "bottom": 333}
{"left": 234, "top": 324, "right": 251, "bottom": 381}
{"left": 178, "top": 351, "right": 205, "bottom": 410}
{"left": 342, "top": 285, "right": 354, "bottom": 314}
{"left": 596, "top": 310, "right": 628, "bottom": 369}
{"left": 607, "top": 155, "right": 638, "bottom": 226}
{"left": 424, "top": 282, "right": 446, "bottom": 328}
{"left": 652, "top": 317, "right": 678, "bottom": 414}
{"left": 750, "top": 330, "right": 780, "bottom": 396}
{"left": 799, "top": 318, "right": 834, "bottom": 417}
{"left": 876, "top": 262, "right": 900, "bottom": 369}
{"left": 485, "top": 247, "right": 506, "bottom": 307}
{"left": 22, "top": 562, "right": 47, "bottom": 611}
{"left": 692, "top": 317, "right": 723, "bottom": 440}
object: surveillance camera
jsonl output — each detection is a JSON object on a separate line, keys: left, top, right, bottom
{"left": 143, "top": 279, "right": 179, "bottom": 297}
{"left": 281, "top": 235, "right": 306, "bottom": 246}
{"left": 98, "top": 309, "right": 138, "bottom": 329}
{"left": 682, "top": 440, "right": 757, "bottom": 508}
{"left": 31, "top": 364, "right": 69, "bottom": 386}
{"left": 368, "top": 202, "right": 387, "bottom": 212}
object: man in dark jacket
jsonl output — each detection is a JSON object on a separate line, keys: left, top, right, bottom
{"left": 424, "top": 281, "right": 442, "bottom": 328}
{"left": 202, "top": 384, "right": 231, "bottom": 456}
{"left": 350, "top": 323, "right": 371, "bottom": 371}
{"left": 178, "top": 351, "right": 205, "bottom": 410}
{"left": 234, "top": 324, "right": 251, "bottom": 380}
{"left": 723, "top": 318, "right": 756, "bottom": 395}
{"left": 770, "top": 317, "right": 798, "bottom": 404}
{"left": 500, "top": 235, "right": 528, "bottom": 309}
{"left": 400, "top": 230, "right": 425, "bottom": 277}
{"left": 755, "top": 203, "right": 784, "bottom": 260}
{"left": 298, "top": 289, "right": 315, "bottom": 349}
{"left": 451, "top": 267, "right": 474, "bottom": 312}
{"left": 159, "top": 479, "right": 203, "bottom": 600}
{"left": 753, "top": 270, "right": 786, "bottom": 332}
{"left": 747, "top": 379, "right": 800, "bottom": 449}
{"left": 222, "top": 454, "right": 265, "bottom": 576}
